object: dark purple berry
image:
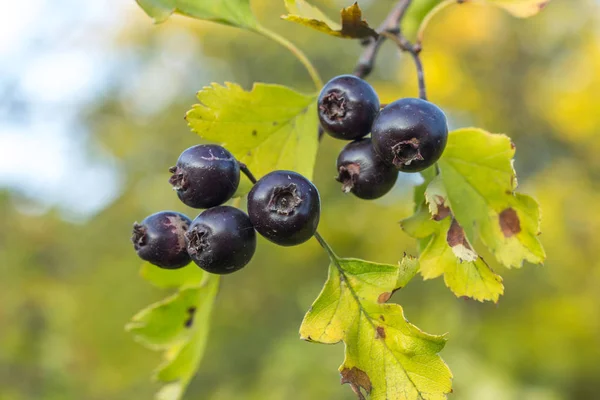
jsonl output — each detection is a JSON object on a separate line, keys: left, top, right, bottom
{"left": 318, "top": 75, "right": 380, "bottom": 141}
{"left": 247, "top": 171, "right": 320, "bottom": 246}
{"left": 131, "top": 211, "right": 192, "bottom": 269}
{"left": 371, "top": 98, "right": 448, "bottom": 172}
{"left": 169, "top": 144, "right": 240, "bottom": 209}
{"left": 186, "top": 206, "right": 256, "bottom": 274}
{"left": 336, "top": 138, "right": 398, "bottom": 200}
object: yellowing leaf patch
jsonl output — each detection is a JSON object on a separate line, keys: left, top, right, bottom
{"left": 485, "top": 0, "right": 551, "bottom": 18}
{"left": 282, "top": 1, "right": 378, "bottom": 39}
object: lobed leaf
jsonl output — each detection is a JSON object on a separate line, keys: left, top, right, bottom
{"left": 282, "top": 1, "right": 378, "bottom": 39}
{"left": 127, "top": 274, "right": 219, "bottom": 400}
{"left": 401, "top": 128, "right": 544, "bottom": 301}
{"left": 301, "top": 255, "right": 452, "bottom": 399}
{"left": 135, "top": 0, "right": 259, "bottom": 28}
{"left": 436, "top": 128, "right": 545, "bottom": 268}
{"left": 186, "top": 82, "right": 319, "bottom": 195}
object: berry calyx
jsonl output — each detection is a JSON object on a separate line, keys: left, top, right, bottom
{"left": 169, "top": 144, "right": 240, "bottom": 209}
{"left": 131, "top": 211, "right": 192, "bottom": 269}
{"left": 185, "top": 206, "right": 256, "bottom": 274}
{"left": 247, "top": 170, "right": 320, "bottom": 246}
{"left": 318, "top": 75, "right": 380, "bottom": 141}
{"left": 371, "top": 98, "right": 448, "bottom": 172}
{"left": 336, "top": 138, "right": 399, "bottom": 200}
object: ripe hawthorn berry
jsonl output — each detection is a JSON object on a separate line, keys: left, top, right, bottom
{"left": 169, "top": 144, "right": 240, "bottom": 209}
{"left": 131, "top": 211, "right": 192, "bottom": 269}
{"left": 247, "top": 170, "right": 320, "bottom": 246}
{"left": 371, "top": 98, "right": 448, "bottom": 172}
{"left": 318, "top": 75, "right": 380, "bottom": 141}
{"left": 186, "top": 206, "right": 256, "bottom": 275}
{"left": 336, "top": 138, "right": 398, "bottom": 200}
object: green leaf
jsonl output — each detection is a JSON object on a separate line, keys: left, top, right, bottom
{"left": 186, "top": 82, "right": 319, "bottom": 194}
{"left": 485, "top": 0, "right": 551, "bottom": 18}
{"left": 140, "top": 262, "right": 205, "bottom": 289}
{"left": 135, "top": 0, "right": 259, "bottom": 28}
{"left": 282, "top": 1, "right": 378, "bottom": 39}
{"left": 401, "top": 128, "right": 544, "bottom": 301}
{"left": 437, "top": 128, "right": 545, "bottom": 268}
{"left": 301, "top": 255, "right": 452, "bottom": 399}
{"left": 127, "top": 274, "right": 219, "bottom": 400}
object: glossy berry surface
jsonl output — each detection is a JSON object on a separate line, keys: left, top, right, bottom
{"left": 247, "top": 171, "right": 320, "bottom": 246}
{"left": 169, "top": 144, "right": 240, "bottom": 209}
{"left": 185, "top": 206, "right": 256, "bottom": 275}
{"left": 336, "top": 138, "right": 398, "bottom": 200}
{"left": 318, "top": 75, "right": 380, "bottom": 141}
{"left": 131, "top": 211, "right": 192, "bottom": 269}
{"left": 371, "top": 98, "right": 448, "bottom": 172}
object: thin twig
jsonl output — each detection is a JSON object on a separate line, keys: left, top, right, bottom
{"left": 353, "top": 0, "right": 413, "bottom": 79}
{"left": 380, "top": 31, "right": 427, "bottom": 101}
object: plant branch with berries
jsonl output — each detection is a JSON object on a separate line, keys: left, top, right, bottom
{"left": 128, "top": 1, "right": 551, "bottom": 399}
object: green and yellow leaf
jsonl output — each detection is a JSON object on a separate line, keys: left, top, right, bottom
{"left": 301, "top": 255, "right": 452, "bottom": 399}
{"left": 186, "top": 82, "right": 319, "bottom": 194}
{"left": 282, "top": 1, "right": 378, "bottom": 39}
{"left": 402, "top": 128, "right": 544, "bottom": 301}
{"left": 135, "top": 0, "right": 259, "bottom": 28}
{"left": 437, "top": 128, "right": 545, "bottom": 268}
{"left": 127, "top": 274, "right": 219, "bottom": 400}
{"left": 484, "top": 0, "right": 551, "bottom": 18}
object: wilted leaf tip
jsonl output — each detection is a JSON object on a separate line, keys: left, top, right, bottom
{"left": 340, "top": 367, "right": 372, "bottom": 400}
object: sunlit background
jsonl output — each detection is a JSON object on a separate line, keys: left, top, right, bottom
{"left": 1, "top": 0, "right": 599, "bottom": 399}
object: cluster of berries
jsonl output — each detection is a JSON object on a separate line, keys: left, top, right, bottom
{"left": 131, "top": 75, "right": 449, "bottom": 275}
{"left": 131, "top": 144, "right": 320, "bottom": 274}
{"left": 318, "top": 75, "right": 449, "bottom": 199}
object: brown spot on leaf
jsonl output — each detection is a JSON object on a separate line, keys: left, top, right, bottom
{"left": 377, "top": 292, "right": 391, "bottom": 304}
{"left": 499, "top": 208, "right": 521, "bottom": 238}
{"left": 446, "top": 218, "right": 473, "bottom": 250}
{"left": 341, "top": 367, "right": 372, "bottom": 400}
{"left": 184, "top": 307, "right": 197, "bottom": 328}
{"left": 379, "top": 315, "right": 385, "bottom": 321}
{"left": 433, "top": 196, "right": 451, "bottom": 221}
{"left": 252, "top": 130, "right": 257, "bottom": 136}
{"left": 375, "top": 326, "right": 386, "bottom": 339}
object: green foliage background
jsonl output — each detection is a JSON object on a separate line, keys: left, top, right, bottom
{"left": 1, "top": 1, "right": 599, "bottom": 399}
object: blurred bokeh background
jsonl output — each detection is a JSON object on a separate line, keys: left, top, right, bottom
{"left": 1, "top": 0, "right": 599, "bottom": 399}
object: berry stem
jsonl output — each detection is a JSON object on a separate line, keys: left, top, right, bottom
{"left": 416, "top": 0, "right": 465, "bottom": 46}
{"left": 239, "top": 162, "right": 258, "bottom": 184}
{"left": 256, "top": 25, "right": 323, "bottom": 89}
{"left": 380, "top": 31, "right": 428, "bottom": 101}
{"left": 314, "top": 231, "right": 338, "bottom": 260}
